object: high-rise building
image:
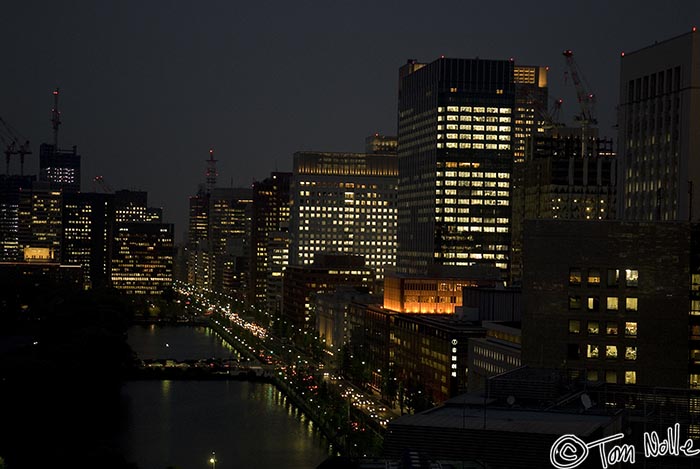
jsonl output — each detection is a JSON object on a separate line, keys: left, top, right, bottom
{"left": 0, "top": 175, "right": 35, "bottom": 261}
{"left": 209, "top": 187, "right": 253, "bottom": 296}
{"left": 187, "top": 186, "right": 210, "bottom": 288}
{"left": 617, "top": 29, "right": 700, "bottom": 221}
{"left": 397, "top": 58, "right": 515, "bottom": 277}
{"left": 114, "top": 190, "right": 149, "bottom": 222}
{"left": 18, "top": 182, "right": 62, "bottom": 261}
{"left": 111, "top": 222, "right": 174, "bottom": 295}
{"left": 61, "top": 192, "right": 115, "bottom": 288}
{"left": 250, "top": 172, "right": 291, "bottom": 306}
{"left": 290, "top": 147, "right": 398, "bottom": 281}
{"left": 365, "top": 134, "right": 398, "bottom": 154}
{"left": 38, "top": 143, "right": 80, "bottom": 193}
{"left": 265, "top": 230, "right": 291, "bottom": 316}
{"left": 513, "top": 65, "right": 549, "bottom": 162}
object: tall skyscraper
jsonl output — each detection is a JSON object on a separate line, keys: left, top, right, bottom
{"left": 61, "top": 192, "right": 115, "bottom": 288}
{"left": 249, "top": 172, "right": 292, "bottom": 306}
{"left": 397, "top": 58, "right": 515, "bottom": 277}
{"left": 290, "top": 146, "right": 398, "bottom": 281}
{"left": 187, "top": 185, "right": 210, "bottom": 288}
{"left": 617, "top": 29, "right": 700, "bottom": 221}
{"left": 209, "top": 187, "right": 253, "bottom": 296}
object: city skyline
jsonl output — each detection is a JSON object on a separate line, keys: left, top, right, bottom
{"left": 1, "top": 1, "right": 699, "bottom": 239}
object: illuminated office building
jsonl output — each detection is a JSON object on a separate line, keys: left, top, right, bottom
{"left": 111, "top": 222, "right": 174, "bottom": 295}
{"left": 38, "top": 143, "right": 80, "bottom": 193}
{"left": 618, "top": 29, "right": 700, "bottom": 221}
{"left": 290, "top": 146, "right": 398, "bottom": 281}
{"left": 18, "top": 182, "right": 62, "bottom": 261}
{"left": 187, "top": 186, "right": 210, "bottom": 288}
{"left": 513, "top": 65, "right": 548, "bottom": 162}
{"left": 61, "top": 192, "right": 114, "bottom": 288}
{"left": 114, "top": 190, "right": 149, "bottom": 222}
{"left": 209, "top": 187, "right": 253, "bottom": 296}
{"left": 0, "top": 175, "right": 35, "bottom": 261}
{"left": 365, "top": 134, "right": 398, "bottom": 154}
{"left": 397, "top": 58, "right": 515, "bottom": 277}
{"left": 266, "top": 230, "right": 291, "bottom": 316}
{"left": 250, "top": 172, "right": 291, "bottom": 305}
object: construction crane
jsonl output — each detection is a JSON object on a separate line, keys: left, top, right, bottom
{"left": 563, "top": 50, "right": 598, "bottom": 156}
{"left": 93, "top": 175, "right": 114, "bottom": 193}
{"left": 0, "top": 117, "right": 31, "bottom": 175}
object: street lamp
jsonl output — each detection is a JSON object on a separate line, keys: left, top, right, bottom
{"left": 209, "top": 452, "right": 217, "bottom": 469}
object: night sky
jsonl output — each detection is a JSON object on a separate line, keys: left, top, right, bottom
{"left": 2, "top": 1, "right": 699, "bottom": 240}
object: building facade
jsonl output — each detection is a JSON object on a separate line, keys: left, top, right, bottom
{"left": 522, "top": 219, "right": 692, "bottom": 388}
{"left": 38, "top": 143, "right": 80, "bottom": 194}
{"left": 397, "top": 58, "right": 515, "bottom": 276}
{"left": 617, "top": 29, "right": 700, "bottom": 221}
{"left": 290, "top": 149, "right": 397, "bottom": 281}
{"left": 250, "top": 172, "right": 291, "bottom": 306}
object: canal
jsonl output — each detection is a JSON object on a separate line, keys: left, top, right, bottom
{"left": 120, "top": 325, "right": 332, "bottom": 469}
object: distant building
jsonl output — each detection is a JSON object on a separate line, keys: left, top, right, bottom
{"left": 461, "top": 285, "right": 522, "bottom": 321}
{"left": 61, "top": 192, "right": 115, "bottom": 288}
{"left": 522, "top": 219, "right": 694, "bottom": 388}
{"left": 209, "top": 187, "right": 253, "bottom": 297}
{"left": 114, "top": 190, "right": 149, "bottom": 222}
{"left": 0, "top": 175, "right": 35, "bottom": 261}
{"left": 347, "top": 302, "right": 396, "bottom": 392}
{"left": 38, "top": 143, "right": 80, "bottom": 193}
{"left": 282, "top": 254, "right": 373, "bottom": 332}
{"left": 18, "top": 182, "right": 62, "bottom": 261}
{"left": 290, "top": 148, "right": 397, "bottom": 281}
{"left": 313, "top": 286, "right": 378, "bottom": 355}
{"left": 250, "top": 172, "right": 291, "bottom": 306}
{"left": 111, "top": 222, "right": 174, "bottom": 295}
{"left": 364, "top": 134, "right": 398, "bottom": 154}
{"left": 187, "top": 186, "right": 210, "bottom": 288}
{"left": 265, "top": 230, "right": 290, "bottom": 317}
{"left": 618, "top": 29, "right": 700, "bottom": 221}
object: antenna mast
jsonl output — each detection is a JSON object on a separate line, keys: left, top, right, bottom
{"left": 51, "top": 88, "right": 61, "bottom": 150}
{"left": 205, "top": 148, "right": 218, "bottom": 194}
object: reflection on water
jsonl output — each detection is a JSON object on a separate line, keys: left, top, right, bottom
{"left": 122, "top": 326, "right": 331, "bottom": 469}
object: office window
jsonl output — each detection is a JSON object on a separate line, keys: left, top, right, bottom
{"left": 606, "top": 345, "right": 618, "bottom": 359}
{"left": 587, "top": 321, "right": 599, "bottom": 335}
{"left": 625, "top": 322, "right": 637, "bottom": 337}
{"left": 607, "top": 297, "right": 619, "bottom": 311}
{"left": 625, "top": 346, "right": 637, "bottom": 361}
{"left": 625, "top": 371, "right": 636, "bottom": 384}
{"left": 587, "top": 270, "right": 601, "bottom": 286}
{"left": 626, "top": 297, "right": 638, "bottom": 311}
{"left": 607, "top": 269, "right": 620, "bottom": 287}
{"left": 606, "top": 322, "right": 618, "bottom": 336}
{"left": 587, "top": 370, "right": 599, "bottom": 382}
{"left": 587, "top": 344, "right": 599, "bottom": 358}
{"left": 625, "top": 269, "right": 638, "bottom": 287}
{"left": 569, "top": 296, "right": 582, "bottom": 309}
{"left": 569, "top": 268, "right": 582, "bottom": 286}
{"left": 691, "top": 300, "right": 700, "bottom": 315}
{"left": 606, "top": 370, "right": 617, "bottom": 384}
{"left": 567, "top": 343, "right": 580, "bottom": 360}
{"left": 587, "top": 297, "right": 599, "bottom": 311}
{"left": 569, "top": 320, "right": 581, "bottom": 334}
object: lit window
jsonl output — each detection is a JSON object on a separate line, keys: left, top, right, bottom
{"left": 606, "top": 345, "right": 618, "bottom": 359}
{"left": 606, "top": 370, "right": 617, "bottom": 384}
{"left": 569, "top": 268, "right": 582, "bottom": 286}
{"left": 626, "top": 297, "right": 638, "bottom": 311}
{"left": 625, "top": 269, "right": 639, "bottom": 287}
{"left": 692, "top": 300, "right": 700, "bottom": 315}
{"left": 587, "top": 297, "right": 599, "bottom": 311}
{"left": 624, "top": 371, "right": 636, "bottom": 384}
{"left": 587, "top": 321, "right": 599, "bottom": 335}
{"left": 606, "top": 322, "right": 618, "bottom": 335}
{"left": 587, "top": 270, "right": 601, "bottom": 286}
{"left": 607, "top": 269, "right": 620, "bottom": 287}
{"left": 625, "top": 346, "right": 637, "bottom": 360}
{"left": 587, "top": 344, "right": 599, "bottom": 358}
{"left": 607, "top": 297, "right": 619, "bottom": 311}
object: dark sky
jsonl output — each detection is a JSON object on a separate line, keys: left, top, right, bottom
{"left": 2, "top": 0, "right": 699, "bottom": 240}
